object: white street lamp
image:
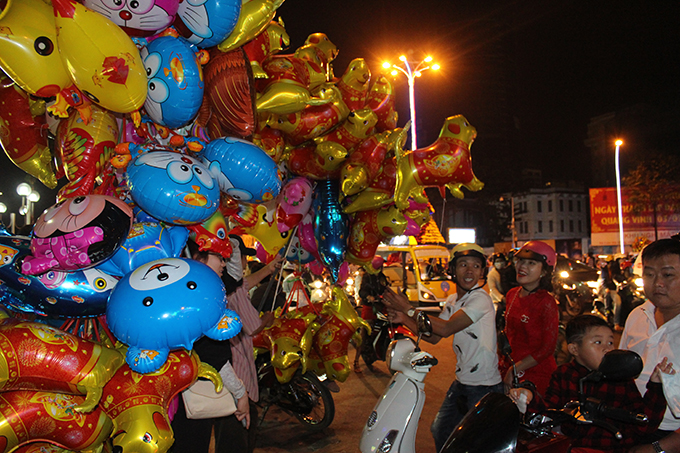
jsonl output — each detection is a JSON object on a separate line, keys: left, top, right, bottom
{"left": 16, "top": 183, "right": 40, "bottom": 226}
{"left": 615, "top": 139, "right": 625, "bottom": 255}
{"left": 383, "top": 55, "right": 440, "bottom": 150}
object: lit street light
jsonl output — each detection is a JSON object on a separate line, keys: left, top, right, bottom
{"left": 17, "top": 183, "right": 40, "bottom": 226}
{"left": 382, "top": 54, "right": 440, "bottom": 150}
{"left": 614, "top": 139, "right": 625, "bottom": 255}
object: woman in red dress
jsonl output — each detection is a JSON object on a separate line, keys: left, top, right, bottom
{"left": 501, "top": 241, "right": 559, "bottom": 396}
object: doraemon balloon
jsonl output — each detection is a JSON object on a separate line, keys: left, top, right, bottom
{"left": 97, "top": 222, "right": 189, "bottom": 277}
{"left": 21, "top": 195, "right": 133, "bottom": 276}
{"left": 106, "top": 257, "right": 242, "bottom": 373}
{"left": 0, "top": 236, "right": 118, "bottom": 318}
{"left": 125, "top": 151, "right": 220, "bottom": 225}
{"left": 201, "top": 137, "right": 282, "bottom": 203}
{"left": 141, "top": 35, "right": 204, "bottom": 129}
{"left": 83, "top": 0, "right": 179, "bottom": 37}
{"left": 175, "top": 0, "right": 241, "bottom": 48}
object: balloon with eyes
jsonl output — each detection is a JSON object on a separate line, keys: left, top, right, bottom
{"left": 200, "top": 137, "right": 282, "bottom": 204}
{"left": 0, "top": 236, "right": 118, "bottom": 318}
{"left": 82, "top": 0, "right": 179, "bottom": 37}
{"left": 20, "top": 195, "right": 133, "bottom": 276}
{"left": 186, "top": 210, "right": 233, "bottom": 259}
{"left": 336, "top": 58, "right": 371, "bottom": 111}
{"left": 106, "top": 257, "right": 242, "bottom": 373}
{"left": 346, "top": 205, "right": 408, "bottom": 268}
{"left": 97, "top": 222, "right": 189, "bottom": 277}
{"left": 174, "top": 0, "right": 241, "bottom": 48}
{"left": 125, "top": 151, "right": 220, "bottom": 225}
{"left": 140, "top": 35, "right": 206, "bottom": 129}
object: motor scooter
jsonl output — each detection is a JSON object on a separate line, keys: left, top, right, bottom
{"left": 361, "top": 310, "right": 414, "bottom": 369}
{"left": 441, "top": 348, "right": 648, "bottom": 453}
{"left": 359, "top": 312, "right": 438, "bottom": 453}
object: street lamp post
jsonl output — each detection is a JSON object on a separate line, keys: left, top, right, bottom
{"left": 382, "top": 55, "right": 440, "bottom": 150}
{"left": 614, "top": 139, "right": 625, "bottom": 255}
{"left": 17, "top": 183, "right": 40, "bottom": 227}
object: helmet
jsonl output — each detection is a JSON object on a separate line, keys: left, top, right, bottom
{"left": 490, "top": 252, "right": 506, "bottom": 264}
{"left": 450, "top": 243, "right": 486, "bottom": 264}
{"left": 515, "top": 241, "right": 556, "bottom": 267}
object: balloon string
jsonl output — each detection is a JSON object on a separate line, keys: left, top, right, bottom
{"left": 269, "top": 224, "right": 299, "bottom": 314}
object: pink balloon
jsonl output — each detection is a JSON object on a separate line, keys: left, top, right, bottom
{"left": 336, "top": 261, "right": 350, "bottom": 285}
{"left": 297, "top": 213, "right": 321, "bottom": 262}
{"left": 276, "top": 177, "right": 313, "bottom": 232}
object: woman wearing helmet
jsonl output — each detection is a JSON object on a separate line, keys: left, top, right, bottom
{"left": 500, "top": 240, "right": 559, "bottom": 397}
{"left": 383, "top": 243, "right": 503, "bottom": 451}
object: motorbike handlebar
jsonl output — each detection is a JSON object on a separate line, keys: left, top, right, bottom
{"left": 413, "top": 357, "right": 438, "bottom": 367}
{"left": 583, "top": 398, "right": 648, "bottom": 424}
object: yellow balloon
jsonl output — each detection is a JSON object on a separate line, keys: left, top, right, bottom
{"left": 52, "top": 0, "right": 147, "bottom": 114}
{"left": 218, "top": 0, "right": 286, "bottom": 53}
{"left": 0, "top": 0, "right": 73, "bottom": 98}
{"left": 243, "top": 204, "right": 290, "bottom": 254}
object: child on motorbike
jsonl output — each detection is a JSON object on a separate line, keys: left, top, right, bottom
{"left": 510, "top": 314, "right": 673, "bottom": 453}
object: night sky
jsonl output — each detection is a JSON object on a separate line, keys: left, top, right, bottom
{"left": 1, "top": 0, "right": 679, "bottom": 218}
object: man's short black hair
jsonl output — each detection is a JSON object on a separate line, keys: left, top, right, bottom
{"left": 642, "top": 238, "right": 680, "bottom": 264}
{"left": 566, "top": 314, "right": 611, "bottom": 345}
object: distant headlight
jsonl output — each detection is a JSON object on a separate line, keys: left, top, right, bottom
{"left": 586, "top": 281, "right": 599, "bottom": 289}
{"left": 635, "top": 277, "right": 643, "bottom": 288}
{"left": 560, "top": 271, "right": 570, "bottom": 279}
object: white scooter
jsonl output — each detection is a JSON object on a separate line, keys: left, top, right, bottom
{"left": 360, "top": 312, "right": 438, "bottom": 453}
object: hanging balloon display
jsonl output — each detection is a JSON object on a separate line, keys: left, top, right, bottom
{"left": 313, "top": 179, "right": 349, "bottom": 283}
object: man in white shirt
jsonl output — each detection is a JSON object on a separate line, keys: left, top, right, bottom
{"left": 384, "top": 243, "right": 502, "bottom": 452}
{"left": 622, "top": 238, "right": 680, "bottom": 453}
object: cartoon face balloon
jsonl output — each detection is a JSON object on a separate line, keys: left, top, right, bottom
{"left": 141, "top": 35, "right": 204, "bottom": 129}
{"left": 106, "top": 257, "right": 242, "bottom": 373}
{"left": 97, "top": 222, "right": 189, "bottom": 277}
{"left": 0, "top": 236, "right": 118, "bottom": 318}
{"left": 83, "top": 0, "right": 179, "bottom": 37}
{"left": 175, "top": 0, "right": 241, "bottom": 48}
{"left": 125, "top": 151, "right": 220, "bottom": 225}
{"left": 201, "top": 137, "right": 282, "bottom": 203}
{"left": 20, "top": 195, "right": 133, "bottom": 276}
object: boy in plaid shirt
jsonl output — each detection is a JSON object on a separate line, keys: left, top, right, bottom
{"left": 512, "top": 315, "right": 671, "bottom": 453}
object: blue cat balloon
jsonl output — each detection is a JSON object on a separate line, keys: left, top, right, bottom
{"left": 141, "top": 35, "right": 204, "bottom": 129}
{"left": 201, "top": 137, "right": 282, "bottom": 204}
{"left": 176, "top": 0, "right": 241, "bottom": 48}
{"left": 0, "top": 236, "right": 118, "bottom": 318}
{"left": 106, "top": 257, "right": 241, "bottom": 373}
{"left": 97, "top": 222, "right": 189, "bottom": 277}
{"left": 125, "top": 151, "right": 220, "bottom": 225}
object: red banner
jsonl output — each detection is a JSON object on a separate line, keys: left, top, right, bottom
{"left": 589, "top": 187, "right": 680, "bottom": 246}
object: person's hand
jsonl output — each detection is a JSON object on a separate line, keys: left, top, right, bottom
{"left": 267, "top": 255, "right": 284, "bottom": 274}
{"left": 508, "top": 388, "right": 533, "bottom": 406}
{"left": 260, "top": 311, "right": 275, "bottom": 328}
{"left": 387, "top": 307, "right": 409, "bottom": 324}
{"left": 234, "top": 394, "right": 251, "bottom": 429}
{"left": 382, "top": 287, "right": 411, "bottom": 313}
{"left": 651, "top": 357, "right": 674, "bottom": 383}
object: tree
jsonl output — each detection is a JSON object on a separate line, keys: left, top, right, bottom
{"left": 623, "top": 153, "right": 680, "bottom": 240}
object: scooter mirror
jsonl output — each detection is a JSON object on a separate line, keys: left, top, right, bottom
{"left": 416, "top": 311, "right": 433, "bottom": 336}
{"left": 597, "top": 349, "right": 643, "bottom": 381}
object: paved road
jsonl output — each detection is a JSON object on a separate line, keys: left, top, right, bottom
{"left": 254, "top": 338, "right": 456, "bottom": 453}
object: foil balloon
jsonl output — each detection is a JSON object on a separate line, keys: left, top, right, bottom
{"left": 263, "top": 313, "right": 320, "bottom": 383}
{"left": 366, "top": 74, "right": 398, "bottom": 132}
{"left": 403, "top": 199, "right": 433, "bottom": 236}
{"left": 393, "top": 114, "right": 484, "bottom": 210}
{"left": 252, "top": 125, "right": 286, "bottom": 162}
{"left": 311, "top": 287, "right": 370, "bottom": 382}
{"left": 276, "top": 177, "right": 313, "bottom": 232}
{"left": 186, "top": 210, "right": 233, "bottom": 258}
{"left": 56, "top": 103, "right": 119, "bottom": 199}
{"left": 82, "top": 0, "right": 179, "bottom": 37}
{"left": 0, "top": 236, "right": 118, "bottom": 318}
{"left": 286, "top": 144, "right": 341, "bottom": 181}
{"left": 282, "top": 234, "right": 314, "bottom": 264}
{"left": 97, "top": 222, "right": 189, "bottom": 277}
{"left": 0, "top": 390, "right": 114, "bottom": 452}
{"left": 217, "top": 0, "right": 286, "bottom": 53}
{"left": 125, "top": 151, "right": 220, "bottom": 225}
{"left": 52, "top": 0, "right": 148, "bottom": 113}
{"left": 200, "top": 47, "right": 257, "bottom": 139}
{"left": 141, "top": 35, "right": 205, "bottom": 129}
{"left": 346, "top": 206, "right": 407, "bottom": 267}
{"left": 0, "top": 74, "right": 57, "bottom": 188}
{"left": 0, "top": 0, "right": 74, "bottom": 100}
{"left": 201, "top": 137, "right": 282, "bottom": 203}
{"left": 174, "top": 0, "right": 241, "bottom": 48}
{"left": 21, "top": 195, "right": 133, "bottom": 276}
{"left": 106, "top": 257, "right": 242, "bottom": 373}
{"left": 313, "top": 179, "right": 349, "bottom": 283}
{"left": 265, "top": 83, "right": 350, "bottom": 146}
{"left": 340, "top": 128, "right": 406, "bottom": 197}
{"left": 242, "top": 18, "right": 289, "bottom": 79}
{"left": 343, "top": 155, "right": 398, "bottom": 214}
{"left": 336, "top": 58, "right": 371, "bottom": 111}
{"left": 242, "top": 204, "right": 291, "bottom": 255}
{"left": 0, "top": 318, "right": 125, "bottom": 412}
{"left": 297, "top": 213, "right": 322, "bottom": 263}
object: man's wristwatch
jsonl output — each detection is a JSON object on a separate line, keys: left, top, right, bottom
{"left": 652, "top": 440, "right": 665, "bottom": 453}
{"left": 406, "top": 308, "right": 416, "bottom": 318}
